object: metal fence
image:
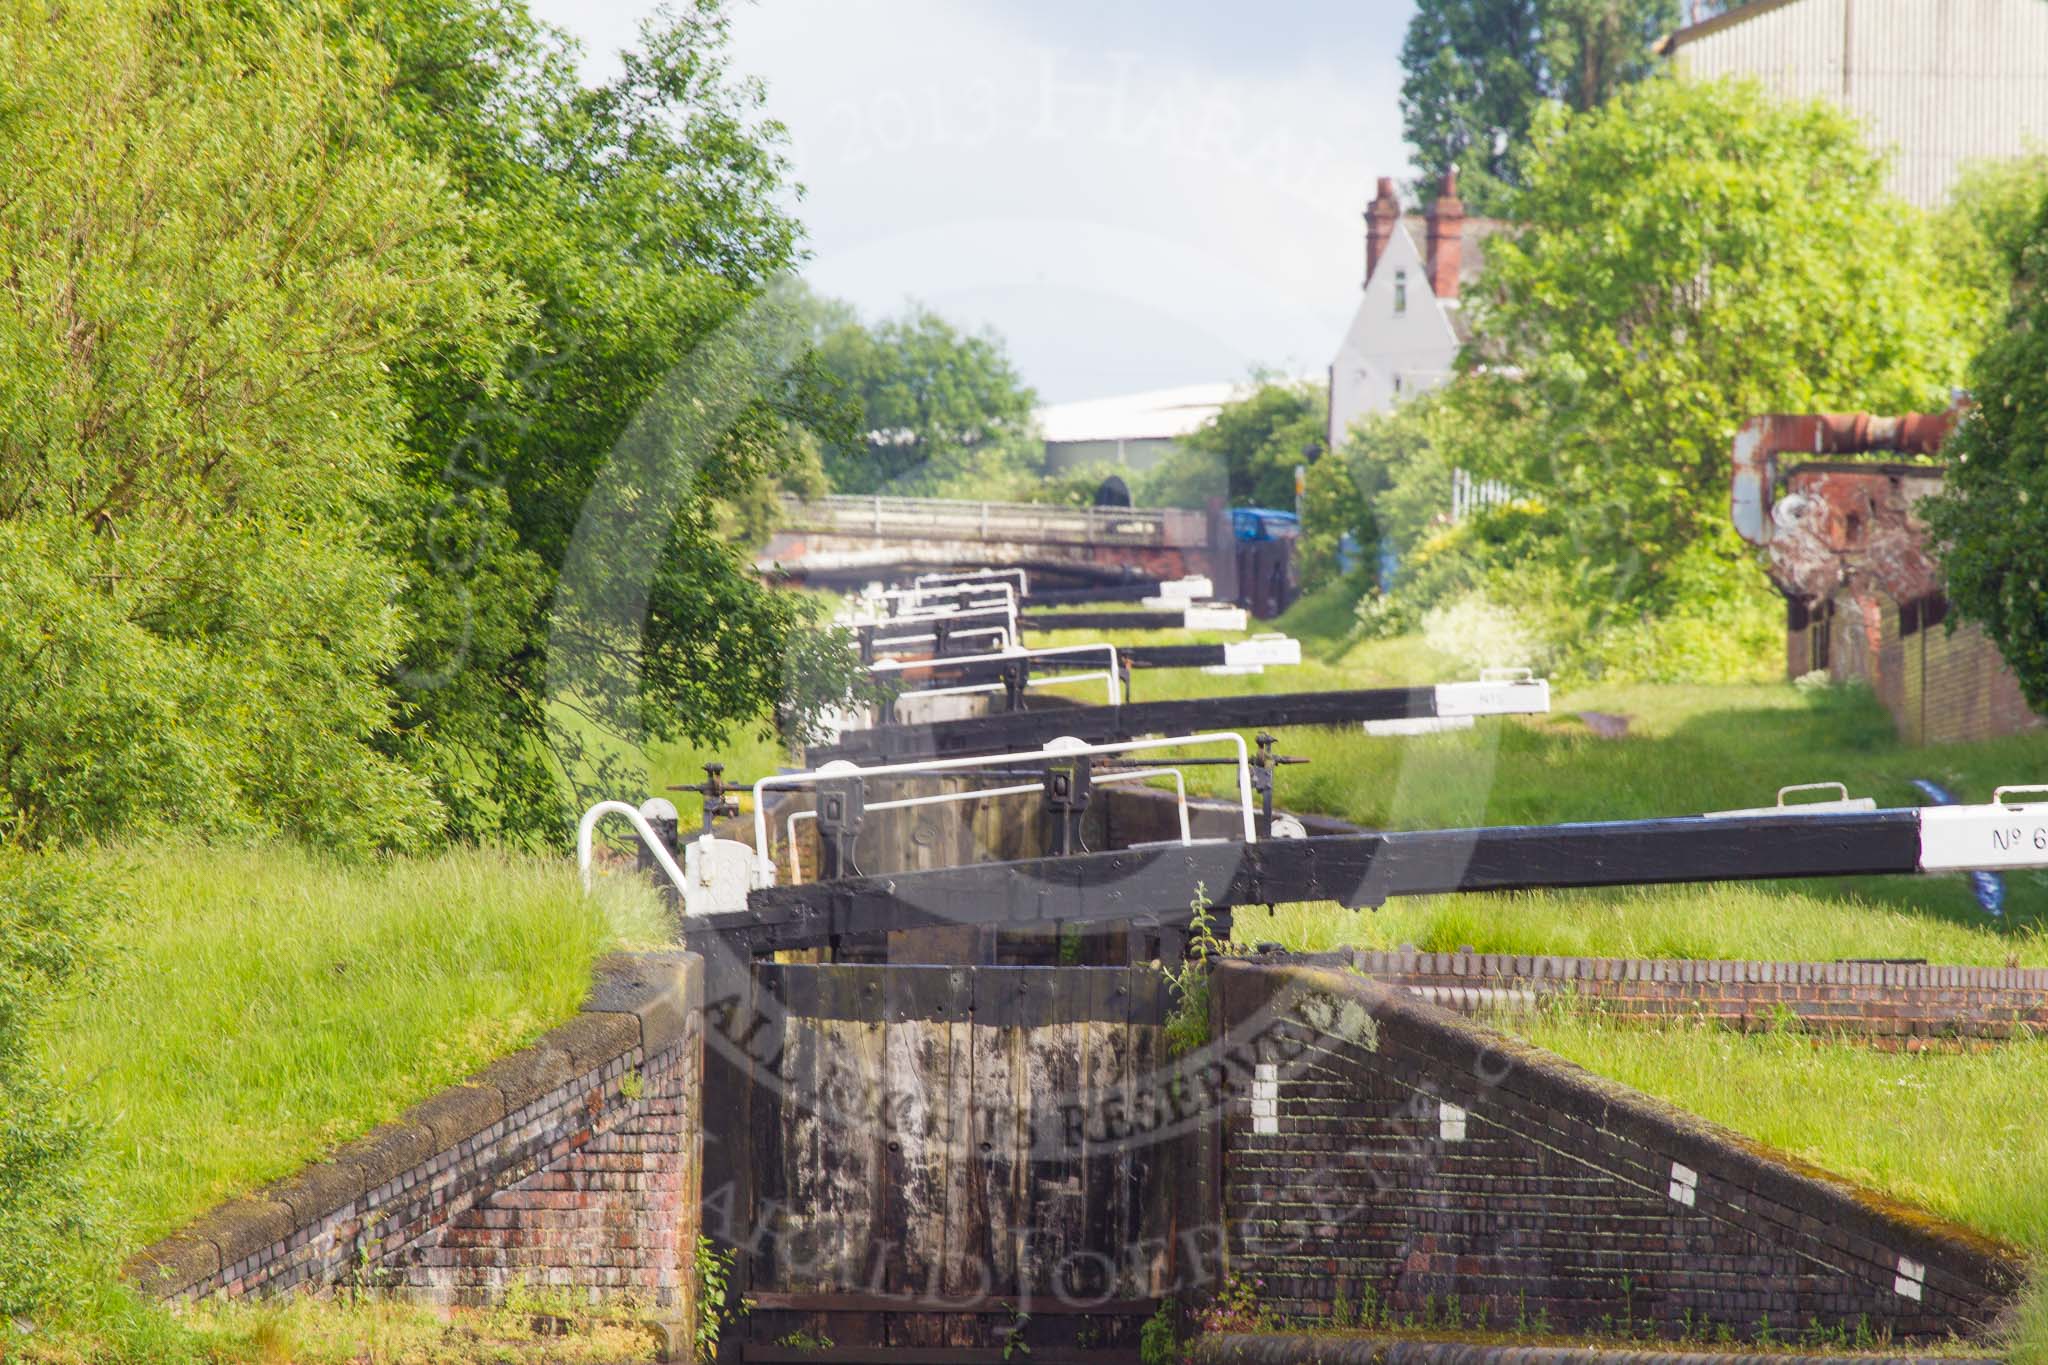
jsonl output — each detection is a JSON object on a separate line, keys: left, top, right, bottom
{"left": 1450, "top": 467, "right": 1514, "bottom": 523}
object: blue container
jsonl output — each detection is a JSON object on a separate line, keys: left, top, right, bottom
{"left": 1231, "top": 508, "right": 1301, "bottom": 542}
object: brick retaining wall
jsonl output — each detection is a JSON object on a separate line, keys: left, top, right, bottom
{"left": 1345, "top": 949, "right": 2048, "bottom": 1043}
{"left": 126, "top": 952, "right": 704, "bottom": 1314}
{"left": 1189, "top": 1335, "right": 1992, "bottom": 1365}
{"left": 1211, "top": 961, "right": 2024, "bottom": 1342}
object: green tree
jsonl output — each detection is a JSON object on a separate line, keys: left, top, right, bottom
{"left": 1339, "top": 395, "right": 1463, "bottom": 565}
{"left": 1923, "top": 191, "right": 2048, "bottom": 707}
{"left": 809, "top": 301, "right": 1038, "bottom": 495}
{"left": 1139, "top": 382, "right": 1325, "bottom": 512}
{"left": 1935, "top": 149, "right": 2048, "bottom": 352}
{"left": 1297, "top": 457, "right": 1370, "bottom": 591}
{"left": 0, "top": 0, "right": 511, "bottom": 850}
{"left": 1400, "top": 0, "right": 1682, "bottom": 212}
{"left": 1463, "top": 77, "right": 1966, "bottom": 614}
{"left": 355, "top": 0, "right": 863, "bottom": 840}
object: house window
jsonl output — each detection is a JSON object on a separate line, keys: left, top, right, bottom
{"left": 1394, "top": 269, "right": 1408, "bottom": 315}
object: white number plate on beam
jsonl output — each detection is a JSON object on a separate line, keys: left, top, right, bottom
{"left": 1919, "top": 804, "right": 2048, "bottom": 871}
{"left": 1155, "top": 575, "right": 1212, "bottom": 602}
{"left": 1434, "top": 679, "right": 1552, "bottom": 718}
{"left": 1182, "top": 605, "right": 1249, "bottom": 631}
{"left": 1223, "top": 636, "right": 1302, "bottom": 668}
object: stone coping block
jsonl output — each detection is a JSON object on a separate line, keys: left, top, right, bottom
{"left": 122, "top": 950, "right": 700, "bottom": 1300}
{"left": 1324, "top": 948, "right": 2048, "bottom": 1041}
{"left": 1345, "top": 949, "right": 2048, "bottom": 993}
{"left": 1189, "top": 1335, "right": 1997, "bottom": 1365}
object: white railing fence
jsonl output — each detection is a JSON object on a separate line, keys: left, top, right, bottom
{"left": 1450, "top": 468, "right": 1515, "bottom": 523}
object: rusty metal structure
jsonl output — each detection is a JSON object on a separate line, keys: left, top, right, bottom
{"left": 1729, "top": 403, "right": 2042, "bottom": 744}
{"left": 1731, "top": 408, "right": 1959, "bottom": 607}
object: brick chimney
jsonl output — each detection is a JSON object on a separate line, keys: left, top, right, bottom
{"left": 1364, "top": 177, "right": 1400, "bottom": 287}
{"left": 1424, "top": 168, "right": 1464, "bottom": 301}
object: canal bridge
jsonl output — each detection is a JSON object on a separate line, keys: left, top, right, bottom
{"left": 759, "top": 494, "right": 1300, "bottom": 613}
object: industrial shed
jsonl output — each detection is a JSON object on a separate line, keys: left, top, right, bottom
{"left": 1660, "top": 0, "right": 2048, "bottom": 209}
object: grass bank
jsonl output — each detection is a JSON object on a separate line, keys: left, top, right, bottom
{"left": 1245, "top": 882, "right": 2047, "bottom": 966}
{"left": 42, "top": 1290, "right": 667, "bottom": 1365}
{"left": 1510, "top": 1011, "right": 2048, "bottom": 1256}
{"left": 47, "top": 843, "right": 668, "bottom": 1247}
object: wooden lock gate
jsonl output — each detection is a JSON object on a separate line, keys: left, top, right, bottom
{"left": 702, "top": 961, "right": 1205, "bottom": 1363}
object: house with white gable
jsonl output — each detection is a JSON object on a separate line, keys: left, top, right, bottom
{"left": 1326, "top": 171, "right": 1499, "bottom": 451}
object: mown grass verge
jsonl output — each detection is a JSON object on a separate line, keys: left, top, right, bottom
{"left": 1514, "top": 1012, "right": 2048, "bottom": 1251}
{"left": 39, "top": 1289, "right": 668, "bottom": 1365}
{"left": 26, "top": 842, "right": 669, "bottom": 1364}
{"left": 1243, "top": 882, "right": 2048, "bottom": 967}
{"left": 50, "top": 843, "right": 669, "bottom": 1244}
{"left": 1505, "top": 1011, "right": 2048, "bottom": 1362}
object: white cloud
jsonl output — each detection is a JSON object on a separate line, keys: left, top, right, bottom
{"left": 525, "top": 0, "right": 1416, "bottom": 400}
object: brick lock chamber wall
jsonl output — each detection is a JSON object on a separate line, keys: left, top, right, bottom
{"left": 428, "top": 1019, "right": 699, "bottom": 1304}
{"left": 1209, "top": 961, "right": 2023, "bottom": 1342}
{"left": 128, "top": 953, "right": 705, "bottom": 1320}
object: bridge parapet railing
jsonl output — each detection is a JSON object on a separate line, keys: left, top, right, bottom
{"left": 778, "top": 494, "right": 1207, "bottom": 547}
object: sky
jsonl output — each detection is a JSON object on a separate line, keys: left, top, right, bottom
{"left": 524, "top": 1, "right": 1419, "bottom": 403}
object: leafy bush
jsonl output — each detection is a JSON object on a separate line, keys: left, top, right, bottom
{"left": 1469, "top": 78, "right": 1965, "bottom": 596}
{"left": 1135, "top": 442, "right": 1231, "bottom": 512}
{"left": 806, "top": 300, "right": 1037, "bottom": 495}
{"left": 0, "top": 852, "right": 108, "bottom": 1317}
{"left": 1297, "top": 456, "right": 1369, "bottom": 592}
{"left": 1028, "top": 461, "right": 1136, "bottom": 507}
{"left": 1137, "top": 381, "right": 1324, "bottom": 512}
{"left": 0, "top": 0, "right": 502, "bottom": 851}
{"left": 372, "top": 5, "right": 857, "bottom": 844}
{"left": 1344, "top": 78, "right": 1972, "bottom": 686}
{"left": 1140, "top": 1299, "right": 1181, "bottom": 1365}
{"left": 1934, "top": 148, "right": 2048, "bottom": 354}
{"left": 0, "top": 1, "right": 857, "bottom": 851}
{"left": 1361, "top": 531, "right": 1781, "bottom": 686}
{"left": 1572, "top": 560, "right": 1782, "bottom": 686}
{"left": 1340, "top": 394, "right": 1461, "bottom": 570}
{"left": 1925, "top": 185, "right": 2048, "bottom": 709}
{"left": 1419, "top": 591, "right": 1542, "bottom": 675}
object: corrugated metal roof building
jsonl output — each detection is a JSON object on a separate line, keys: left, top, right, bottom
{"left": 1660, "top": 0, "right": 2048, "bottom": 208}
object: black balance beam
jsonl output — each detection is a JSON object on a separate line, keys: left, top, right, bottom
{"left": 809, "top": 686, "right": 1443, "bottom": 764}
{"left": 683, "top": 810, "right": 1923, "bottom": 957}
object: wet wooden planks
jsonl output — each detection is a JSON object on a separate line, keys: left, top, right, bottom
{"left": 743, "top": 964, "right": 1173, "bottom": 1354}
